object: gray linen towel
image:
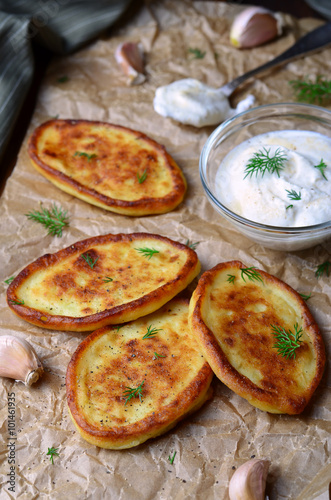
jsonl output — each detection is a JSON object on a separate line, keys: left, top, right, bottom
{"left": 0, "top": 0, "right": 132, "bottom": 161}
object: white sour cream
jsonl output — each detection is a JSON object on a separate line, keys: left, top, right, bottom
{"left": 153, "top": 78, "right": 255, "bottom": 127}
{"left": 215, "top": 130, "right": 331, "bottom": 227}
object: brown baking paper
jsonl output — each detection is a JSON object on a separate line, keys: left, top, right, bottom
{"left": 0, "top": 1, "right": 330, "bottom": 499}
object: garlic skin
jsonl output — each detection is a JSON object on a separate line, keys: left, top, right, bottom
{"left": 115, "top": 42, "right": 146, "bottom": 85}
{"left": 0, "top": 335, "right": 43, "bottom": 386}
{"left": 230, "top": 7, "right": 283, "bottom": 49}
{"left": 229, "top": 458, "right": 270, "bottom": 500}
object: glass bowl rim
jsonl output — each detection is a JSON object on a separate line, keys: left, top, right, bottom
{"left": 199, "top": 102, "right": 331, "bottom": 235}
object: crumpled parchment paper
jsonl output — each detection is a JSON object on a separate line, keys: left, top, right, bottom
{"left": 0, "top": 1, "right": 330, "bottom": 499}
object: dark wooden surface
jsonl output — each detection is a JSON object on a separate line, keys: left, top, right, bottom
{"left": 0, "top": 0, "right": 326, "bottom": 195}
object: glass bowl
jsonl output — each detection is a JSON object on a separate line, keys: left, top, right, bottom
{"left": 199, "top": 103, "right": 331, "bottom": 251}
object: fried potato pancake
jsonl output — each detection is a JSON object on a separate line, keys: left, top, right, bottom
{"left": 28, "top": 119, "right": 187, "bottom": 216}
{"left": 66, "top": 297, "right": 213, "bottom": 449}
{"left": 188, "top": 261, "right": 326, "bottom": 414}
{"left": 7, "top": 233, "right": 200, "bottom": 332}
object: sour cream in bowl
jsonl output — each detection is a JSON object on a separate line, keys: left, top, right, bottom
{"left": 200, "top": 103, "right": 331, "bottom": 251}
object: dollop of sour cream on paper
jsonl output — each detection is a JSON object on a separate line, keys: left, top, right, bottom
{"left": 215, "top": 130, "right": 331, "bottom": 227}
{"left": 153, "top": 78, "right": 255, "bottom": 127}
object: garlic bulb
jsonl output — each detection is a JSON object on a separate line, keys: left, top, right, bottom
{"left": 230, "top": 7, "right": 283, "bottom": 49}
{"left": 115, "top": 41, "right": 146, "bottom": 85}
{"left": 229, "top": 458, "right": 270, "bottom": 500}
{"left": 0, "top": 335, "right": 43, "bottom": 386}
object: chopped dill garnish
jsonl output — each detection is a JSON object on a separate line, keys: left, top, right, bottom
{"left": 137, "top": 169, "right": 148, "bottom": 184}
{"left": 115, "top": 325, "right": 125, "bottom": 332}
{"left": 9, "top": 299, "right": 25, "bottom": 306}
{"left": 25, "top": 204, "right": 69, "bottom": 237}
{"left": 81, "top": 253, "right": 99, "bottom": 269}
{"left": 289, "top": 75, "right": 331, "bottom": 104}
{"left": 135, "top": 247, "right": 160, "bottom": 260}
{"left": 244, "top": 147, "right": 287, "bottom": 179}
{"left": 57, "top": 76, "right": 68, "bottom": 83}
{"left": 154, "top": 352, "right": 166, "bottom": 358}
{"left": 123, "top": 381, "right": 144, "bottom": 405}
{"left": 227, "top": 274, "right": 235, "bottom": 284}
{"left": 4, "top": 277, "right": 15, "bottom": 285}
{"left": 46, "top": 446, "right": 60, "bottom": 464}
{"left": 315, "top": 260, "right": 331, "bottom": 278}
{"left": 142, "top": 325, "right": 162, "bottom": 340}
{"left": 271, "top": 323, "right": 303, "bottom": 359}
{"left": 314, "top": 159, "right": 328, "bottom": 180}
{"left": 188, "top": 48, "right": 206, "bottom": 59}
{"left": 185, "top": 239, "right": 200, "bottom": 250}
{"left": 74, "top": 151, "right": 97, "bottom": 161}
{"left": 102, "top": 276, "right": 113, "bottom": 283}
{"left": 286, "top": 189, "right": 301, "bottom": 201}
{"left": 240, "top": 267, "right": 263, "bottom": 284}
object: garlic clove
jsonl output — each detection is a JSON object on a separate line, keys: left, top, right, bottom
{"left": 229, "top": 458, "right": 270, "bottom": 500}
{"left": 0, "top": 335, "right": 43, "bottom": 386}
{"left": 115, "top": 42, "right": 146, "bottom": 85}
{"left": 230, "top": 7, "right": 283, "bottom": 49}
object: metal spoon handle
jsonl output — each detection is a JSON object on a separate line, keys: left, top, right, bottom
{"left": 220, "top": 21, "right": 331, "bottom": 97}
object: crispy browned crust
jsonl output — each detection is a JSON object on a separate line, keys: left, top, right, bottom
{"left": 188, "top": 261, "right": 326, "bottom": 415}
{"left": 7, "top": 233, "right": 200, "bottom": 332}
{"left": 66, "top": 297, "right": 213, "bottom": 449}
{"left": 28, "top": 119, "right": 187, "bottom": 216}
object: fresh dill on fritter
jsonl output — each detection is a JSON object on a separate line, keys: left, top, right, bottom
{"left": 123, "top": 381, "right": 145, "bottom": 405}
{"left": 81, "top": 253, "right": 99, "bottom": 269}
{"left": 240, "top": 267, "right": 264, "bottom": 284}
{"left": 135, "top": 247, "right": 160, "bottom": 260}
{"left": 271, "top": 323, "right": 303, "bottom": 359}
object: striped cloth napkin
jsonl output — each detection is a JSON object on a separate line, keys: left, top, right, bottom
{"left": 0, "top": 0, "right": 132, "bottom": 161}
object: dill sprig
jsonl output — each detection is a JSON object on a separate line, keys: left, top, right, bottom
{"left": 46, "top": 446, "right": 60, "bottom": 464}
{"left": 168, "top": 451, "right": 176, "bottom": 464}
{"left": 135, "top": 247, "right": 160, "bottom": 260}
{"left": 240, "top": 267, "right": 263, "bottom": 284}
{"left": 286, "top": 189, "right": 301, "bottom": 201}
{"left": 9, "top": 299, "right": 25, "bottom": 306}
{"left": 227, "top": 274, "right": 235, "bottom": 284}
{"left": 314, "top": 159, "right": 328, "bottom": 180}
{"left": 185, "top": 239, "right": 200, "bottom": 250}
{"left": 244, "top": 147, "right": 287, "bottom": 179}
{"left": 102, "top": 276, "right": 113, "bottom": 283}
{"left": 289, "top": 75, "right": 331, "bottom": 104}
{"left": 123, "top": 380, "right": 144, "bottom": 405}
{"left": 271, "top": 323, "right": 303, "bottom": 359}
{"left": 81, "top": 253, "right": 99, "bottom": 269}
{"left": 114, "top": 324, "right": 125, "bottom": 332}
{"left": 299, "top": 292, "right": 311, "bottom": 301}
{"left": 74, "top": 151, "right": 97, "bottom": 161}
{"left": 57, "top": 76, "right": 68, "bottom": 83}
{"left": 137, "top": 169, "right": 148, "bottom": 184}
{"left": 188, "top": 48, "right": 206, "bottom": 59}
{"left": 25, "top": 204, "right": 69, "bottom": 237}
{"left": 4, "top": 277, "right": 15, "bottom": 285}
{"left": 142, "top": 325, "right": 162, "bottom": 340}
{"left": 154, "top": 351, "right": 166, "bottom": 358}
{"left": 315, "top": 260, "right": 331, "bottom": 278}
